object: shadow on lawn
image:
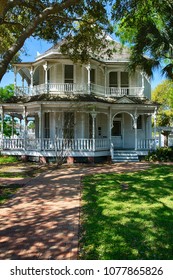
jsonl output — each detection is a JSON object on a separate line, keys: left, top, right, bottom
{"left": 80, "top": 165, "right": 173, "bottom": 260}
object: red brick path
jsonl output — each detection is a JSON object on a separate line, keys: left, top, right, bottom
{"left": 0, "top": 162, "right": 150, "bottom": 260}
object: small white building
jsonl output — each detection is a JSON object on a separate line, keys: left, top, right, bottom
{"left": 0, "top": 38, "right": 158, "bottom": 162}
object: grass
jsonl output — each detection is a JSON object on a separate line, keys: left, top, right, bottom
{"left": 0, "top": 155, "right": 19, "bottom": 164}
{"left": 0, "top": 184, "right": 22, "bottom": 205}
{"left": 80, "top": 164, "right": 173, "bottom": 260}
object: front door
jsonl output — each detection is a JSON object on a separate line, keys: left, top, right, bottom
{"left": 111, "top": 119, "right": 123, "bottom": 148}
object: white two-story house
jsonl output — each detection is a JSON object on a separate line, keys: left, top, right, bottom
{"left": 0, "top": 37, "right": 158, "bottom": 163}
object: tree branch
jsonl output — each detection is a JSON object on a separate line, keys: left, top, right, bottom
{"left": 0, "top": 0, "right": 82, "bottom": 80}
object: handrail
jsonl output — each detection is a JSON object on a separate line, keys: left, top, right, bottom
{"left": 15, "top": 83, "right": 144, "bottom": 97}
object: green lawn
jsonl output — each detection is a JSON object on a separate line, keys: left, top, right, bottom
{"left": 80, "top": 165, "right": 173, "bottom": 260}
{"left": 0, "top": 155, "right": 19, "bottom": 164}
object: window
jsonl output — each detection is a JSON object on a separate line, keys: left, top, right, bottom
{"left": 109, "top": 72, "right": 118, "bottom": 87}
{"left": 109, "top": 71, "right": 129, "bottom": 95}
{"left": 44, "top": 112, "right": 50, "bottom": 138}
{"left": 121, "top": 72, "right": 129, "bottom": 87}
{"left": 109, "top": 72, "right": 129, "bottom": 88}
{"left": 64, "top": 65, "right": 73, "bottom": 83}
{"left": 64, "top": 112, "right": 74, "bottom": 139}
{"left": 90, "top": 68, "right": 95, "bottom": 84}
{"left": 137, "top": 115, "right": 142, "bottom": 129}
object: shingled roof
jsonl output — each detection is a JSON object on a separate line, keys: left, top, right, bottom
{"left": 1, "top": 93, "right": 158, "bottom": 106}
{"left": 36, "top": 36, "right": 131, "bottom": 63}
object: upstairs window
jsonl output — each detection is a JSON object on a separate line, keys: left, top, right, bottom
{"left": 109, "top": 72, "right": 129, "bottom": 88}
{"left": 121, "top": 72, "right": 129, "bottom": 88}
{"left": 64, "top": 65, "right": 74, "bottom": 84}
{"left": 109, "top": 72, "right": 118, "bottom": 87}
{"left": 90, "top": 68, "right": 95, "bottom": 84}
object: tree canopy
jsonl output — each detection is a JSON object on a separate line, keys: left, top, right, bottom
{"left": 112, "top": 0, "right": 173, "bottom": 78}
{"left": 2, "top": 0, "right": 173, "bottom": 82}
{"left": 0, "top": 0, "right": 111, "bottom": 81}
{"left": 152, "top": 79, "right": 173, "bottom": 146}
{"left": 0, "top": 84, "right": 14, "bottom": 101}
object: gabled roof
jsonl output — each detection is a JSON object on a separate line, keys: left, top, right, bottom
{"left": 36, "top": 36, "right": 131, "bottom": 63}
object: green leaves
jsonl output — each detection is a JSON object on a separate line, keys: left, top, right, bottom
{"left": 0, "top": 0, "right": 110, "bottom": 80}
{"left": 112, "top": 0, "right": 173, "bottom": 78}
{"left": 0, "top": 84, "right": 14, "bottom": 101}
{"left": 152, "top": 80, "right": 173, "bottom": 127}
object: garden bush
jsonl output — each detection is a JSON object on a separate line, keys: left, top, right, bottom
{"left": 145, "top": 147, "right": 173, "bottom": 162}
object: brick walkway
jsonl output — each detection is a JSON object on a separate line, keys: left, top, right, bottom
{"left": 0, "top": 162, "right": 150, "bottom": 260}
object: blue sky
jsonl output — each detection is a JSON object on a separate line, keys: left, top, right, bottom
{"left": 0, "top": 37, "right": 165, "bottom": 90}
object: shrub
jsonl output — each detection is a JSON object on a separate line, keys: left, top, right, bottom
{"left": 145, "top": 147, "right": 173, "bottom": 162}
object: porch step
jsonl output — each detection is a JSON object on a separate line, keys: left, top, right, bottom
{"left": 112, "top": 150, "right": 139, "bottom": 163}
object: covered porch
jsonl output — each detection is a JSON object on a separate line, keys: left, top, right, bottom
{"left": 0, "top": 99, "right": 157, "bottom": 162}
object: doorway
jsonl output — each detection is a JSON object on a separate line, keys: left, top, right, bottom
{"left": 111, "top": 117, "right": 123, "bottom": 148}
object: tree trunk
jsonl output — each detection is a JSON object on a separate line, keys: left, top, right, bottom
{"left": 162, "top": 131, "right": 170, "bottom": 147}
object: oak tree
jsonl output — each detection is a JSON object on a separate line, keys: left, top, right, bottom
{"left": 0, "top": 0, "right": 110, "bottom": 81}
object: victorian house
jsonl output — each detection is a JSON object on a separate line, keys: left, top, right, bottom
{"left": 0, "top": 37, "right": 158, "bottom": 162}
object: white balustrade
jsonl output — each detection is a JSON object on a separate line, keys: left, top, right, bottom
{"left": 137, "top": 139, "right": 155, "bottom": 150}
{"left": 2, "top": 137, "right": 155, "bottom": 152}
{"left": 14, "top": 83, "right": 144, "bottom": 98}
{"left": 106, "top": 87, "right": 143, "bottom": 97}
{"left": 15, "top": 86, "right": 31, "bottom": 96}
{"left": 95, "top": 138, "right": 110, "bottom": 150}
{"left": 3, "top": 138, "right": 24, "bottom": 149}
{"left": 26, "top": 138, "right": 41, "bottom": 150}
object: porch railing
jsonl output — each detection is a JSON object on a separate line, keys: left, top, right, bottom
{"left": 1, "top": 138, "right": 110, "bottom": 152}
{"left": 137, "top": 139, "right": 155, "bottom": 150}
{"left": 2, "top": 138, "right": 25, "bottom": 149}
{"left": 15, "top": 83, "right": 144, "bottom": 98}
{"left": 1, "top": 138, "right": 156, "bottom": 152}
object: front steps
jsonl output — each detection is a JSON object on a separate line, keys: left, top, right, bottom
{"left": 112, "top": 150, "right": 139, "bottom": 162}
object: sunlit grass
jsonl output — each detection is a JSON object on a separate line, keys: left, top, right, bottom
{"left": 0, "top": 155, "right": 19, "bottom": 164}
{"left": 80, "top": 165, "right": 173, "bottom": 260}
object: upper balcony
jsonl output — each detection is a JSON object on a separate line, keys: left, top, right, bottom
{"left": 15, "top": 83, "right": 144, "bottom": 98}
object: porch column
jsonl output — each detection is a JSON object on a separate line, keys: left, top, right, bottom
{"left": 153, "top": 107, "right": 157, "bottom": 150}
{"left": 11, "top": 115, "right": 14, "bottom": 137}
{"left": 19, "top": 116, "right": 22, "bottom": 135}
{"left": 22, "top": 77, "right": 25, "bottom": 92}
{"left": 141, "top": 72, "right": 145, "bottom": 95}
{"left": 109, "top": 106, "right": 112, "bottom": 140}
{"left": 23, "top": 106, "right": 27, "bottom": 150}
{"left": 81, "top": 113, "right": 85, "bottom": 138}
{"left": 43, "top": 62, "right": 48, "bottom": 93}
{"left": 86, "top": 64, "right": 91, "bottom": 94}
{"left": 90, "top": 109, "right": 97, "bottom": 151}
{"left": 30, "top": 66, "right": 34, "bottom": 95}
{"left": 134, "top": 109, "right": 138, "bottom": 150}
{"left": 104, "top": 66, "right": 107, "bottom": 96}
{"left": 0, "top": 106, "right": 4, "bottom": 149}
{"left": 38, "top": 105, "right": 43, "bottom": 150}
{"left": 14, "top": 66, "right": 17, "bottom": 94}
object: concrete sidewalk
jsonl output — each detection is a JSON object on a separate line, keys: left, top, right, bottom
{"left": 0, "top": 162, "right": 150, "bottom": 260}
